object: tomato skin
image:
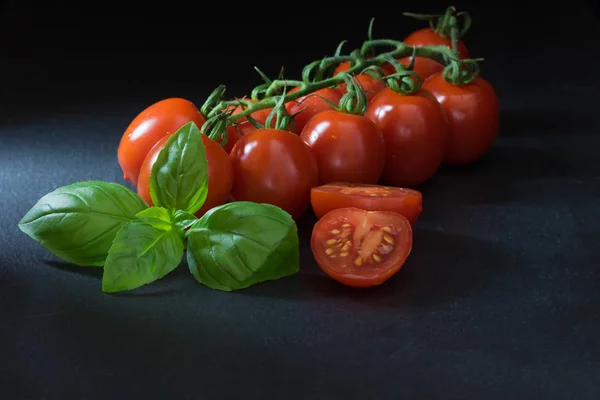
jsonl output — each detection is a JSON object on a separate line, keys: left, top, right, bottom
{"left": 137, "top": 134, "right": 233, "bottom": 217}
{"left": 299, "top": 110, "right": 385, "bottom": 185}
{"left": 229, "top": 128, "right": 319, "bottom": 219}
{"left": 286, "top": 87, "right": 344, "bottom": 134}
{"left": 398, "top": 28, "right": 469, "bottom": 81}
{"left": 311, "top": 207, "right": 412, "bottom": 288}
{"left": 364, "top": 87, "right": 448, "bottom": 187}
{"left": 422, "top": 73, "right": 500, "bottom": 165}
{"left": 310, "top": 182, "right": 422, "bottom": 224}
{"left": 118, "top": 98, "right": 206, "bottom": 187}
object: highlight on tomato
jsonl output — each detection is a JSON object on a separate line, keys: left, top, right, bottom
{"left": 311, "top": 182, "right": 422, "bottom": 224}
{"left": 299, "top": 78, "right": 385, "bottom": 185}
{"left": 285, "top": 86, "right": 344, "bottom": 134}
{"left": 365, "top": 86, "right": 448, "bottom": 187}
{"left": 137, "top": 133, "right": 233, "bottom": 217}
{"left": 422, "top": 72, "right": 500, "bottom": 165}
{"left": 228, "top": 127, "right": 319, "bottom": 220}
{"left": 118, "top": 97, "right": 205, "bottom": 187}
{"left": 311, "top": 207, "right": 413, "bottom": 288}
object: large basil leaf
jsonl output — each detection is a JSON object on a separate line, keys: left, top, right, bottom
{"left": 186, "top": 201, "right": 299, "bottom": 291}
{"left": 18, "top": 181, "right": 148, "bottom": 266}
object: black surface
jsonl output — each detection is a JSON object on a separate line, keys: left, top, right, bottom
{"left": 2, "top": 1, "right": 600, "bottom": 399}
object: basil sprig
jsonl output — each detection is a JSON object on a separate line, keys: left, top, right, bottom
{"left": 18, "top": 121, "right": 300, "bottom": 293}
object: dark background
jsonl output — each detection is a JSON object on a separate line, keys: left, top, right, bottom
{"left": 1, "top": 0, "right": 600, "bottom": 399}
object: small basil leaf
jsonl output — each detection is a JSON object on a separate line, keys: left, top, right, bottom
{"left": 150, "top": 121, "right": 209, "bottom": 214}
{"left": 101, "top": 217, "right": 183, "bottom": 293}
{"left": 135, "top": 206, "right": 172, "bottom": 230}
{"left": 186, "top": 201, "right": 299, "bottom": 291}
{"left": 18, "top": 181, "right": 148, "bottom": 266}
{"left": 173, "top": 210, "right": 197, "bottom": 232}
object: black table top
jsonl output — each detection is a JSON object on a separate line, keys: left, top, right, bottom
{"left": 2, "top": 1, "right": 600, "bottom": 399}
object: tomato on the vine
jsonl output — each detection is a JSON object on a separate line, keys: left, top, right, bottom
{"left": 118, "top": 98, "right": 205, "bottom": 187}
{"left": 311, "top": 182, "right": 423, "bottom": 224}
{"left": 422, "top": 73, "right": 500, "bottom": 165}
{"left": 398, "top": 28, "right": 469, "bottom": 81}
{"left": 311, "top": 207, "right": 412, "bottom": 288}
{"left": 229, "top": 128, "right": 319, "bottom": 219}
{"left": 286, "top": 86, "right": 344, "bottom": 134}
{"left": 364, "top": 87, "right": 448, "bottom": 187}
{"left": 137, "top": 134, "right": 233, "bottom": 217}
{"left": 300, "top": 109, "right": 385, "bottom": 185}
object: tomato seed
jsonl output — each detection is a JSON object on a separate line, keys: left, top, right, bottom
{"left": 340, "top": 252, "right": 349, "bottom": 257}
{"left": 383, "top": 234, "right": 394, "bottom": 244}
{"left": 381, "top": 226, "right": 393, "bottom": 233}
{"left": 379, "top": 244, "right": 393, "bottom": 254}
{"left": 331, "top": 229, "right": 340, "bottom": 234}
{"left": 326, "top": 239, "right": 337, "bottom": 245}
{"left": 325, "top": 248, "right": 334, "bottom": 255}
{"left": 373, "top": 254, "right": 381, "bottom": 262}
{"left": 342, "top": 223, "right": 351, "bottom": 228}
{"left": 354, "top": 257, "right": 363, "bottom": 267}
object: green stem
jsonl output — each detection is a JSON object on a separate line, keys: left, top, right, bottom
{"left": 206, "top": 40, "right": 462, "bottom": 123}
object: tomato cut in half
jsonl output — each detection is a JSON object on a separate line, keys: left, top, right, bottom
{"left": 311, "top": 182, "right": 423, "bottom": 225}
{"left": 311, "top": 207, "right": 412, "bottom": 288}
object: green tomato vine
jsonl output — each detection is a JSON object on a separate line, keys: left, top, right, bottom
{"left": 200, "top": 6, "right": 480, "bottom": 144}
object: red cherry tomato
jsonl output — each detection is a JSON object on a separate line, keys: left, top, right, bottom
{"left": 299, "top": 110, "right": 385, "bottom": 185}
{"left": 286, "top": 87, "right": 344, "bottom": 134}
{"left": 311, "top": 207, "right": 412, "bottom": 288}
{"left": 422, "top": 73, "right": 500, "bottom": 165}
{"left": 229, "top": 128, "right": 319, "bottom": 219}
{"left": 364, "top": 87, "right": 448, "bottom": 187}
{"left": 397, "top": 28, "right": 469, "bottom": 81}
{"left": 137, "top": 134, "right": 233, "bottom": 217}
{"left": 118, "top": 98, "right": 205, "bottom": 187}
{"left": 311, "top": 182, "right": 423, "bottom": 224}
{"left": 336, "top": 73, "right": 387, "bottom": 102}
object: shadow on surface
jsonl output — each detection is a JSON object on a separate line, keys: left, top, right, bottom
{"left": 237, "top": 227, "right": 507, "bottom": 310}
{"left": 499, "top": 107, "right": 600, "bottom": 138}
{"left": 44, "top": 260, "right": 103, "bottom": 278}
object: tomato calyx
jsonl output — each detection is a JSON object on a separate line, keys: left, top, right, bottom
{"left": 403, "top": 6, "right": 471, "bottom": 40}
{"left": 337, "top": 75, "right": 369, "bottom": 115}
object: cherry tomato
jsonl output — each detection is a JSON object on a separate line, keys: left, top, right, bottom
{"left": 334, "top": 61, "right": 396, "bottom": 77}
{"left": 229, "top": 128, "right": 319, "bottom": 219}
{"left": 137, "top": 134, "right": 233, "bottom": 217}
{"left": 286, "top": 87, "right": 344, "bottom": 134}
{"left": 422, "top": 73, "right": 500, "bottom": 165}
{"left": 118, "top": 98, "right": 205, "bottom": 187}
{"left": 300, "top": 110, "right": 385, "bottom": 185}
{"left": 336, "top": 73, "right": 387, "bottom": 102}
{"left": 364, "top": 87, "right": 448, "bottom": 187}
{"left": 311, "top": 182, "right": 422, "bottom": 224}
{"left": 397, "top": 28, "right": 469, "bottom": 81}
{"left": 311, "top": 207, "right": 412, "bottom": 288}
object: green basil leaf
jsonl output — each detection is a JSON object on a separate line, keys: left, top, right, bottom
{"left": 186, "top": 201, "right": 299, "bottom": 291}
{"left": 173, "top": 209, "right": 197, "bottom": 232}
{"left": 18, "top": 181, "right": 148, "bottom": 266}
{"left": 150, "top": 121, "right": 209, "bottom": 214}
{"left": 135, "top": 206, "right": 172, "bottom": 230}
{"left": 101, "top": 215, "right": 184, "bottom": 293}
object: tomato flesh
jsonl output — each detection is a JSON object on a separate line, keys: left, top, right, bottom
{"left": 311, "top": 207, "right": 412, "bottom": 288}
{"left": 311, "top": 182, "right": 422, "bottom": 224}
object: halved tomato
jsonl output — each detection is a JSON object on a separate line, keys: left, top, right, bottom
{"left": 311, "top": 207, "right": 412, "bottom": 288}
{"left": 310, "top": 182, "right": 423, "bottom": 224}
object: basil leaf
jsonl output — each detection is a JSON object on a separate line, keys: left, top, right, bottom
{"left": 18, "top": 181, "right": 148, "bottom": 266}
{"left": 102, "top": 213, "right": 184, "bottom": 293}
{"left": 135, "top": 207, "right": 172, "bottom": 230}
{"left": 150, "top": 121, "right": 209, "bottom": 215}
{"left": 173, "top": 210, "right": 197, "bottom": 232}
{"left": 186, "top": 202, "right": 299, "bottom": 291}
